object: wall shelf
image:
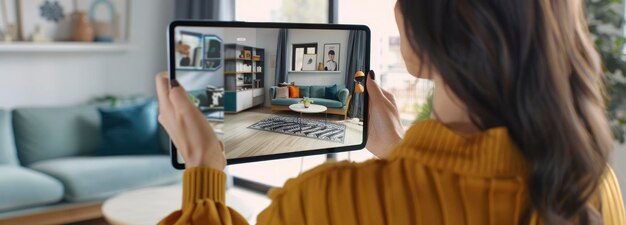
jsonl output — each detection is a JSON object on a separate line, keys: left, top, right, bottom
{"left": 0, "top": 42, "right": 129, "bottom": 53}
{"left": 224, "top": 44, "right": 266, "bottom": 112}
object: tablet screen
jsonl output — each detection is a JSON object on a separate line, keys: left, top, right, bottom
{"left": 169, "top": 22, "right": 369, "bottom": 166}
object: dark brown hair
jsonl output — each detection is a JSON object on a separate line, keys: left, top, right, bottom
{"left": 397, "top": 0, "right": 613, "bottom": 224}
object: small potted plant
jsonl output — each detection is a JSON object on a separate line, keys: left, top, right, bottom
{"left": 301, "top": 97, "right": 314, "bottom": 108}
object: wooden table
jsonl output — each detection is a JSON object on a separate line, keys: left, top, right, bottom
{"left": 102, "top": 185, "right": 252, "bottom": 225}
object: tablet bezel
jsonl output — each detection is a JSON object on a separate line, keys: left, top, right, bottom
{"left": 168, "top": 20, "right": 370, "bottom": 169}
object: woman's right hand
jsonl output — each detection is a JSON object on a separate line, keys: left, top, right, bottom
{"left": 366, "top": 70, "right": 404, "bottom": 158}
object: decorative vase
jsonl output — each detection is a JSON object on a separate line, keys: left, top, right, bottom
{"left": 71, "top": 11, "right": 95, "bottom": 42}
{"left": 317, "top": 62, "right": 324, "bottom": 71}
{"left": 31, "top": 25, "right": 50, "bottom": 42}
{"left": 304, "top": 101, "right": 310, "bottom": 108}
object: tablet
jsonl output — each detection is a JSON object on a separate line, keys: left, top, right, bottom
{"left": 168, "top": 21, "right": 370, "bottom": 169}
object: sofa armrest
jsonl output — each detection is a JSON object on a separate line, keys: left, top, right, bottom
{"left": 337, "top": 88, "right": 350, "bottom": 106}
{"left": 269, "top": 86, "right": 277, "bottom": 99}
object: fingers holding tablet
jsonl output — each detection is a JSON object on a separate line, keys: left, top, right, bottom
{"left": 366, "top": 70, "right": 404, "bottom": 158}
{"left": 156, "top": 72, "right": 226, "bottom": 170}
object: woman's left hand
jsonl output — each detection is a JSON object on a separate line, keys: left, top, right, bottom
{"left": 155, "top": 72, "right": 226, "bottom": 170}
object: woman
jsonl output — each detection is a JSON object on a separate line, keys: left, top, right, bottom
{"left": 157, "top": 0, "right": 626, "bottom": 224}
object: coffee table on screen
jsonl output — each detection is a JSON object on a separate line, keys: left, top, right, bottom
{"left": 288, "top": 103, "right": 328, "bottom": 131}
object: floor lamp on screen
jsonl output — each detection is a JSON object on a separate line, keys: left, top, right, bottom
{"left": 353, "top": 71, "right": 365, "bottom": 122}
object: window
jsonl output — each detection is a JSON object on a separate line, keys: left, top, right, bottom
{"left": 292, "top": 43, "right": 317, "bottom": 71}
{"left": 235, "top": 0, "right": 328, "bottom": 23}
{"left": 339, "top": 0, "right": 434, "bottom": 127}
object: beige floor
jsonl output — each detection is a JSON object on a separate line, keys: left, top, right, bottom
{"left": 223, "top": 106, "right": 364, "bottom": 159}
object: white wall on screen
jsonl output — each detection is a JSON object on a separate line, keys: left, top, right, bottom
{"left": 286, "top": 29, "right": 349, "bottom": 87}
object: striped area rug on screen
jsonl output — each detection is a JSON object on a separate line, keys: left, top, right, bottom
{"left": 248, "top": 116, "right": 345, "bottom": 143}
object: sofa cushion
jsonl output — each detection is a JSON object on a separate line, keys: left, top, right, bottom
{"left": 13, "top": 105, "right": 101, "bottom": 166}
{"left": 310, "top": 86, "right": 326, "bottom": 98}
{"left": 271, "top": 98, "right": 301, "bottom": 106}
{"left": 298, "top": 86, "right": 311, "bottom": 98}
{"left": 288, "top": 86, "right": 299, "bottom": 98}
{"left": 98, "top": 100, "right": 161, "bottom": 156}
{"left": 310, "top": 98, "right": 344, "bottom": 108}
{"left": 30, "top": 156, "right": 181, "bottom": 202}
{"left": 325, "top": 84, "right": 338, "bottom": 100}
{"left": 0, "top": 166, "right": 64, "bottom": 211}
{"left": 275, "top": 87, "right": 289, "bottom": 98}
{"left": 337, "top": 88, "right": 350, "bottom": 105}
{"left": 0, "top": 110, "right": 18, "bottom": 165}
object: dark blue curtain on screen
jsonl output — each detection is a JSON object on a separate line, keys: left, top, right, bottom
{"left": 275, "top": 29, "right": 289, "bottom": 85}
{"left": 345, "top": 30, "right": 367, "bottom": 119}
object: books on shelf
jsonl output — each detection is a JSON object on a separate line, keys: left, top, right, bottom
{"left": 224, "top": 62, "right": 253, "bottom": 73}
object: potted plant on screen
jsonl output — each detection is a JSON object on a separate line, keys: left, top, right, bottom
{"left": 301, "top": 97, "right": 314, "bottom": 108}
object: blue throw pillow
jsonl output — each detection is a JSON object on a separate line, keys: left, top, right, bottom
{"left": 298, "top": 86, "right": 311, "bottom": 98}
{"left": 325, "top": 84, "right": 338, "bottom": 100}
{"left": 98, "top": 99, "right": 161, "bottom": 155}
{"left": 310, "top": 86, "right": 326, "bottom": 98}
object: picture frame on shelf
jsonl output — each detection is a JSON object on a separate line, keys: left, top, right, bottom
{"left": 291, "top": 42, "right": 317, "bottom": 71}
{"left": 0, "top": 0, "right": 19, "bottom": 41}
{"left": 323, "top": 43, "right": 340, "bottom": 71}
{"left": 17, "top": 0, "right": 73, "bottom": 41}
{"left": 301, "top": 53, "right": 317, "bottom": 71}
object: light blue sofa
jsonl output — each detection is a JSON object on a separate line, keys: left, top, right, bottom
{"left": 0, "top": 103, "right": 181, "bottom": 218}
{"left": 269, "top": 85, "right": 352, "bottom": 120}
{"left": 0, "top": 110, "right": 64, "bottom": 212}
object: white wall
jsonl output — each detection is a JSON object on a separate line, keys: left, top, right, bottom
{"left": 0, "top": 0, "right": 175, "bottom": 108}
{"left": 255, "top": 29, "right": 278, "bottom": 107}
{"left": 286, "top": 29, "right": 349, "bottom": 87}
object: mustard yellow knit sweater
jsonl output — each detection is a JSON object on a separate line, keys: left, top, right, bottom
{"left": 159, "top": 120, "right": 626, "bottom": 225}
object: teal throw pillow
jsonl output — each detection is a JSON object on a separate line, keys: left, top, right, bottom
{"left": 98, "top": 99, "right": 161, "bottom": 155}
{"left": 298, "top": 86, "right": 311, "bottom": 98}
{"left": 325, "top": 84, "right": 338, "bottom": 100}
{"left": 310, "top": 86, "right": 326, "bottom": 98}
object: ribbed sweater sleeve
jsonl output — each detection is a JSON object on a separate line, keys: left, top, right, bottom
{"left": 158, "top": 167, "right": 249, "bottom": 225}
